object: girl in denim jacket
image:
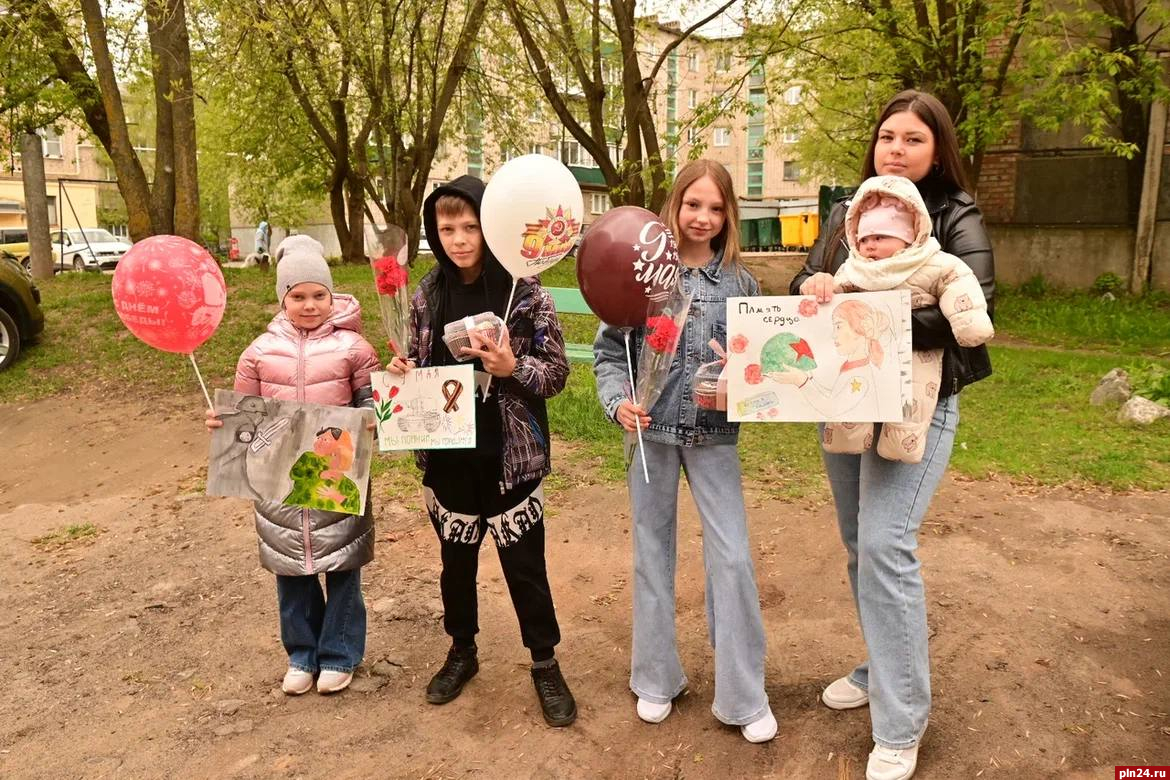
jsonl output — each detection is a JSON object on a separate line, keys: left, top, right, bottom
{"left": 592, "top": 159, "right": 776, "bottom": 743}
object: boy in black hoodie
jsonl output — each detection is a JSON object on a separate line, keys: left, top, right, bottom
{"left": 387, "top": 176, "right": 576, "bottom": 726}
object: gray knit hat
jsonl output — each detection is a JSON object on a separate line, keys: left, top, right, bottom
{"left": 274, "top": 234, "right": 333, "bottom": 303}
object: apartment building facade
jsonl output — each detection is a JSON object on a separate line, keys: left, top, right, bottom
{"left": 0, "top": 124, "right": 110, "bottom": 234}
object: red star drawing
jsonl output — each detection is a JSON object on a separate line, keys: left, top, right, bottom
{"left": 790, "top": 338, "right": 815, "bottom": 362}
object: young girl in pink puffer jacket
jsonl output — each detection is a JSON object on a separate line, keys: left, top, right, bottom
{"left": 207, "top": 234, "right": 381, "bottom": 696}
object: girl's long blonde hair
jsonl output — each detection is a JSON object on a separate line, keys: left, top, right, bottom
{"left": 660, "top": 159, "right": 742, "bottom": 268}
{"left": 833, "top": 300, "right": 893, "bottom": 367}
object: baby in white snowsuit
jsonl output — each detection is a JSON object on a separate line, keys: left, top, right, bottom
{"left": 826, "top": 175, "right": 994, "bottom": 463}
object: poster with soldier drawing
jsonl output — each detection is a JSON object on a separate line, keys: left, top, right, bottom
{"left": 206, "top": 389, "right": 374, "bottom": 512}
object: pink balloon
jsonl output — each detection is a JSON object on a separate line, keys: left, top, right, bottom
{"left": 111, "top": 235, "right": 227, "bottom": 354}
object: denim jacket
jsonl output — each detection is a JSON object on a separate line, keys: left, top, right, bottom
{"left": 593, "top": 251, "right": 761, "bottom": 447}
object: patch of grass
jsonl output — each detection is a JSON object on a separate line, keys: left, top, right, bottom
{"left": 32, "top": 522, "right": 102, "bottom": 548}
{"left": 952, "top": 346, "right": 1170, "bottom": 489}
{"left": 995, "top": 285, "right": 1170, "bottom": 356}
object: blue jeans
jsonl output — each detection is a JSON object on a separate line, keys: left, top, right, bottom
{"left": 276, "top": 568, "right": 366, "bottom": 673}
{"left": 821, "top": 394, "right": 958, "bottom": 749}
{"left": 628, "top": 441, "right": 769, "bottom": 726}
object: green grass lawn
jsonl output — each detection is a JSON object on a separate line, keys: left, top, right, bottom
{"left": 5, "top": 260, "right": 1168, "bottom": 491}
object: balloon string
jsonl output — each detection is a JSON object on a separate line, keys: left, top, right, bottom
{"left": 625, "top": 329, "right": 650, "bottom": 484}
{"left": 485, "top": 279, "right": 519, "bottom": 400}
{"left": 189, "top": 352, "right": 213, "bottom": 412}
{"left": 502, "top": 279, "right": 518, "bottom": 324}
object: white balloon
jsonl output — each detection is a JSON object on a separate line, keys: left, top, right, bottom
{"left": 481, "top": 154, "right": 585, "bottom": 279}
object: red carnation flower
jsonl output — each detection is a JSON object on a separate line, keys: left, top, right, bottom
{"left": 372, "top": 389, "right": 381, "bottom": 402}
{"left": 392, "top": 404, "right": 403, "bottom": 414}
{"left": 730, "top": 334, "right": 749, "bottom": 354}
{"left": 745, "top": 364, "right": 763, "bottom": 385}
{"left": 388, "top": 385, "right": 400, "bottom": 399}
{"left": 645, "top": 315, "right": 681, "bottom": 353}
{"left": 798, "top": 297, "right": 819, "bottom": 318}
{"left": 373, "top": 256, "right": 409, "bottom": 296}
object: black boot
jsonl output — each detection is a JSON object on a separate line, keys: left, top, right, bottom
{"left": 531, "top": 660, "right": 577, "bottom": 726}
{"left": 426, "top": 645, "right": 479, "bottom": 704}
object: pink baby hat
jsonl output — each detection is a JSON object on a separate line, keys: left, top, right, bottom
{"left": 857, "top": 196, "right": 916, "bottom": 244}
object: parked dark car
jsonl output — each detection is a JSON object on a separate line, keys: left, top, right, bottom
{"left": 0, "top": 250, "right": 45, "bottom": 371}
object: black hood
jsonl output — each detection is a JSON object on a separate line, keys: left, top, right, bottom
{"left": 422, "top": 174, "right": 514, "bottom": 313}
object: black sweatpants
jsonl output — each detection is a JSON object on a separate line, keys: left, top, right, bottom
{"left": 423, "top": 460, "right": 560, "bottom": 657}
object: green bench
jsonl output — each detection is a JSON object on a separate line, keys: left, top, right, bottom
{"left": 546, "top": 286, "right": 596, "bottom": 364}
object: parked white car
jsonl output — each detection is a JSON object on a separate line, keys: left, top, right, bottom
{"left": 52, "top": 228, "right": 132, "bottom": 271}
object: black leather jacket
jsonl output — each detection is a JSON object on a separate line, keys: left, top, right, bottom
{"left": 790, "top": 176, "right": 995, "bottom": 398}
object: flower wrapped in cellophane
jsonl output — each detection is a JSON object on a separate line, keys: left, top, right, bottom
{"left": 624, "top": 282, "right": 694, "bottom": 480}
{"left": 366, "top": 222, "right": 411, "bottom": 357}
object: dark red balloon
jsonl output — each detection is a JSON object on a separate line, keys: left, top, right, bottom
{"left": 575, "top": 206, "right": 680, "bottom": 327}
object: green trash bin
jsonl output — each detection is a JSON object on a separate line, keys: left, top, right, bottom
{"left": 758, "top": 217, "right": 781, "bottom": 250}
{"left": 740, "top": 219, "right": 760, "bottom": 252}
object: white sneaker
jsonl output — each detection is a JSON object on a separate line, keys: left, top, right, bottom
{"left": 866, "top": 743, "right": 918, "bottom": 780}
{"left": 822, "top": 676, "right": 869, "bottom": 709}
{"left": 316, "top": 669, "right": 353, "bottom": 694}
{"left": 740, "top": 708, "right": 778, "bottom": 743}
{"left": 282, "top": 668, "right": 314, "bottom": 695}
{"left": 636, "top": 698, "right": 672, "bottom": 723}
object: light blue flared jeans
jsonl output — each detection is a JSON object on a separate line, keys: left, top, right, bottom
{"left": 628, "top": 441, "right": 769, "bottom": 726}
{"left": 821, "top": 394, "right": 959, "bottom": 748}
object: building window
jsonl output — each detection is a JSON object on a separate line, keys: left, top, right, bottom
{"left": 746, "top": 161, "right": 764, "bottom": 197}
{"left": 688, "top": 89, "right": 698, "bottom": 110}
{"left": 560, "top": 139, "right": 595, "bottom": 168}
{"left": 688, "top": 51, "right": 699, "bottom": 72}
{"left": 590, "top": 192, "right": 610, "bottom": 214}
{"left": 40, "top": 127, "right": 62, "bottom": 158}
{"left": 45, "top": 195, "right": 57, "bottom": 225}
{"left": 783, "top": 85, "right": 802, "bottom": 105}
{"left": 784, "top": 160, "right": 801, "bottom": 181}
{"left": 687, "top": 127, "right": 698, "bottom": 143}
{"left": 713, "top": 127, "right": 731, "bottom": 147}
{"left": 529, "top": 143, "right": 545, "bottom": 156}
{"left": 715, "top": 52, "right": 731, "bottom": 72}
{"left": 783, "top": 127, "right": 801, "bottom": 143}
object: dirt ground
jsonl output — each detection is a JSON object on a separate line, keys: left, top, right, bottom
{"left": 2, "top": 392, "right": 1168, "bottom": 780}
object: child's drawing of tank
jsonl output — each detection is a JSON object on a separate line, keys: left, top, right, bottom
{"left": 396, "top": 397, "right": 442, "bottom": 433}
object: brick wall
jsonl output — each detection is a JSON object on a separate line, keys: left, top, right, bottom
{"left": 975, "top": 120, "right": 1021, "bottom": 223}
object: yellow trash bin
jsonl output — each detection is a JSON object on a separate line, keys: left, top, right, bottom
{"left": 799, "top": 213, "right": 820, "bottom": 249}
{"left": 780, "top": 215, "right": 803, "bottom": 249}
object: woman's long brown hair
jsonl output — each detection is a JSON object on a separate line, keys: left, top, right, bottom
{"left": 823, "top": 89, "right": 969, "bottom": 272}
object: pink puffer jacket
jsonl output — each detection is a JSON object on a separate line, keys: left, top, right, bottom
{"left": 235, "top": 293, "right": 380, "bottom": 404}
{"left": 235, "top": 293, "right": 382, "bottom": 576}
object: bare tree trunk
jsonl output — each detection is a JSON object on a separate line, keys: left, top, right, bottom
{"left": 1131, "top": 92, "right": 1166, "bottom": 294}
{"left": 164, "top": 0, "right": 201, "bottom": 240}
{"left": 77, "top": 0, "right": 157, "bottom": 240}
{"left": 344, "top": 173, "right": 366, "bottom": 263}
{"left": 20, "top": 131, "right": 54, "bottom": 280}
{"left": 146, "top": 1, "right": 176, "bottom": 235}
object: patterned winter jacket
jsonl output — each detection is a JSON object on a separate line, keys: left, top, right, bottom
{"left": 407, "top": 272, "right": 569, "bottom": 490}
{"left": 235, "top": 293, "right": 381, "bottom": 575}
